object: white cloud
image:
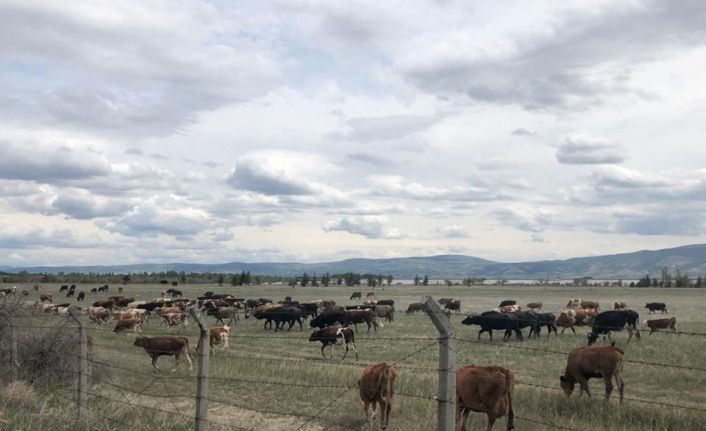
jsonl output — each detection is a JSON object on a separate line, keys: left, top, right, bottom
{"left": 431, "top": 225, "right": 471, "bottom": 239}
{"left": 0, "top": 140, "right": 110, "bottom": 181}
{"left": 105, "top": 198, "right": 210, "bottom": 237}
{"left": 323, "top": 216, "right": 403, "bottom": 239}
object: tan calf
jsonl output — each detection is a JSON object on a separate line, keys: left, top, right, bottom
{"left": 645, "top": 317, "right": 677, "bottom": 334}
{"left": 456, "top": 365, "right": 514, "bottom": 431}
{"left": 560, "top": 344, "right": 624, "bottom": 402}
{"left": 359, "top": 362, "right": 396, "bottom": 431}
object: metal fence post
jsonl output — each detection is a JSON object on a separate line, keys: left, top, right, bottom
{"left": 190, "top": 309, "right": 210, "bottom": 431}
{"left": 0, "top": 311, "right": 19, "bottom": 381}
{"left": 423, "top": 296, "right": 456, "bottom": 431}
{"left": 67, "top": 309, "right": 87, "bottom": 421}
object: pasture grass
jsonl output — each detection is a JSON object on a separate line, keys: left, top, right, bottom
{"left": 1, "top": 282, "right": 705, "bottom": 430}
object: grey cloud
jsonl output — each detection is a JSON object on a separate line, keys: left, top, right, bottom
{"left": 51, "top": 190, "right": 132, "bottom": 220}
{"left": 201, "top": 161, "right": 221, "bottom": 168}
{"left": 613, "top": 211, "right": 706, "bottom": 236}
{"left": 125, "top": 147, "right": 144, "bottom": 155}
{"left": 431, "top": 225, "right": 470, "bottom": 239}
{"left": 0, "top": 225, "right": 100, "bottom": 249}
{"left": 323, "top": 216, "right": 403, "bottom": 239}
{"left": 398, "top": 2, "right": 706, "bottom": 108}
{"left": 105, "top": 201, "right": 210, "bottom": 237}
{"left": 492, "top": 208, "right": 555, "bottom": 233}
{"left": 556, "top": 135, "right": 626, "bottom": 165}
{"left": 0, "top": 2, "right": 282, "bottom": 136}
{"left": 345, "top": 152, "right": 392, "bottom": 167}
{"left": 511, "top": 128, "right": 537, "bottom": 137}
{"left": 148, "top": 153, "right": 168, "bottom": 160}
{"left": 0, "top": 140, "right": 110, "bottom": 181}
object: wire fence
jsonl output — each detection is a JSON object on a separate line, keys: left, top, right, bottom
{"left": 1, "top": 299, "right": 705, "bottom": 431}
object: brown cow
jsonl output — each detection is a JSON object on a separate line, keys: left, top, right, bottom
{"left": 560, "top": 344, "right": 624, "bottom": 402}
{"left": 645, "top": 317, "right": 677, "bottom": 334}
{"left": 566, "top": 298, "right": 581, "bottom": 309}
{"left": 113, "top": 318, "right": 142, "bottom": 334}
{"left": 406, "top": 303, "right": 424, "bottom": 314}
{"left": 456, "top": 365, "right": 514, "bottom": 431}
{"left": 345, "top": 309, "right": 380, "bottom": 333}
{"left": 358, "top": 362, "right": 396, "bottom": 431}
{"left": 526, "top": 302, "right": 543, "bottom": 311}
{"left": 373, "top": 304, "right": 394, "bottom": 322}
{"left": 555, "top": 309, "right": 597, "bottom": 335}
{"left": 134, "top": 336, "right": 193, "bottom": 371}
{"left": 88, "top": 306, "right": 111, "bottom": 325}
{"left": 40, "top": 294, "right": 53, "bottom": 303}
{"left": 613, "top": 301, "right": 627, "bottom": 310}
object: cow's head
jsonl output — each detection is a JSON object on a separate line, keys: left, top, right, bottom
{"left": 586, "top": 333, "right": 598, "bottom": 345}
{"left": 308, "top": 330, "right": 321, "bottom": 342}
{"left": 559, "top": 375, "right": 575, "bottom": 397}
{"left": 461, "top": 314, "right": 478, "bottom": 326}
{"left": 133, "top": 337, "right": 145, "bottom": 347}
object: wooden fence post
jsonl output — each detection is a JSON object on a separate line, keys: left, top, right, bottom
{"left": 67, "top": 309, "right": 87, "bottom": 421}
{"left": 423, "top": 296, "right": 456, "bottom": 431}
{"left": 0, "top": 311, "right": 19, "bottom": 381}
{"left": 189, "top": 309, "right": 210, "bottom": 431}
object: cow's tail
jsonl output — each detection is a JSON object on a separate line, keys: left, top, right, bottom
{"left": 505, "top": 369, "right": 515, "bottom": 430}
{"left": 184, "top": 337, "right": 194, "bottom": 362}
{"left": 379, "top": 365, "right": 396, "bottom": 403}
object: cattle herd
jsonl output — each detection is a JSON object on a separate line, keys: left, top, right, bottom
{"left": 1, "top": 284, "right": 685, "bottom": 431}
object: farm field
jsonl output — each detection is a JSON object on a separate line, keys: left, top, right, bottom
{"left": 2, "top": 282, "right": 706, "bottom": 431}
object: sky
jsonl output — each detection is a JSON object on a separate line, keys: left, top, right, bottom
{"left": 1, "top": 0, "right": 706, "bottom": 267}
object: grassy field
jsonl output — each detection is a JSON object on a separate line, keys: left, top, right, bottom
{"left": 2, "top": 282, "right": 706, "bottom": 430}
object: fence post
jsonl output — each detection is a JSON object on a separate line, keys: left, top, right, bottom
{"left": 189, "top": 309, "right": 210, "bottom": 431}
{"left": 0, "top": 311, "right": 19, "bottom": 381}
{"left": 423, "top": 296, "right": 456, "bottom": 431}
{"left": 67, "top": 309, "right": 87, "bottom": 421}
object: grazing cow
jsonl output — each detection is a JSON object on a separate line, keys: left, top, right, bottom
{"left": 160, "top": 279, "right": 169, "bottom": 285}
{"left": 645, "top": 317, "right": 677, "bottom": 334}
{"left": 66, "top": 290, "right": 75, "bottom": 298}
{"left": 310, "top": 310, "right": 347, "bottom": 328}
{"left": 498, "top": 300, "right": 516, "bottom": 308}
{"left": 134, "top": 336, "right": 193, "bottom": 371}
{"left": 246, "top": 303, "right": 281, "bottom": 329}
{"left": 59, "top": 285, "right": 69, "bottom": 292}
{"left": 309, "top": 326, "right": 358, "bottom": 359}
{"left": 110, "top": 296, "right": 135, "bottom": 308}
{"left": 560, "top": 344, "right": 624, "bottom": 402}
{"left": 373, "top": 305, "right": 395, "bottom": 322}
{"left": 406, "top": 303, "right": 425, "bottom": 314}
{"left": 526, "top": 302, "right": 543, "bottom": 311}
{"left": 613, "top": 301, "right": 627, "bottom": 310}
{"left": 462, "top": 312, "right": 523, "bottom": 341}
{"left": 366, "top": 291, "right": 375, "bottom": 298}
{"left": 456, "top": 365, "right": 514, "bottom": 431}
{"left": 171, "top": 281, "right": 178, "bottom": 287}
{"left": 90, "top": 287, "right": 98, "bottom": 293}
{"left": 444, "top": 300, "right": 461, "bottom": 314}
{"left": 645, "top": 302, "right": 668, "bottom": 314}
{"left": 77, "top": 291, "right": 85, "bottom": 302}
{"left": 358, "top": 362, "right": 396, "bottom": 431}
{"left": 581, "top": 301, "right": 600, "bottom": 312}
{"left": 376, "top": 299, "right": 395, "bottom": 308}
{"left": 118, "top": 287, "right": 123, "bottom": 293}
{"left": 587, "top": 310, "right": 640, "bottom": 345}
{"left": 33, "top": 285, "right": 40, "bottom": 292}
{"left": 196, "top": 326, "right": 231, "bottom": 356}
{"left": 93, "top": 300, "right": 114, "bottom": 310}
{"left": 39, "top": 294, "right": 53, "bottom": 303}
{"left": 529, "top": 313, "right": 557, "bottom": 338}
{"left": 298, "top": 303, "right": 319, "bottom": 319}
{"left": 495, "top": 305, "right": 521, "bottom": 313}
{"left": 566, "top": 298, "right": 582, "bottom": 309}
{"left": 113, "top": 318, "right": 143, "bottom": 334}
{"left": 350, "top": 292, "right": 362, "bottom": 300}
{"left": 345, "top": 309, "right": 380, "bottom": 333}
{"left": 438, "top": 298, "right": 454, "bottom": 306}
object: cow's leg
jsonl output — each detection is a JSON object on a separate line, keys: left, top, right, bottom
{"left": 604, "top": 372, "right": 614, "bottom": 400}
{"left": 486, "top": 413, "right": 497, "bottom": 431}
{"left": 320, "top": 344, "right": 327, "bottom": 358}
{"left": 352, "top": 341, "right": 359, "bottom": 360}
{"left": 298, "top": 318, "right": 303, "bottom": 331}
{"left": 515, "top": 329, "right": 523, "bottom": 341}
{"left": 626, "top": 329, "right": 633, "bottom": 343}
{"left": 578, "top": 378, "right": 591, "bottom": 398}
{"left": 615, "top": 370, "right": 625, "bottom": 403}
{"left": 363, "top": 401, "right": 374, "bottom": 431}
{"left": 366, "top": 321, "right": 371, "bottom": 333}
{"left": 151, "top": 354, "right": 160, "bottom": 371}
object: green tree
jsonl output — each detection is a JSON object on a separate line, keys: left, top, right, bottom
{"left": 217, "top": 274, "right": 225, "bottom": 286}
{"left": 386, "top": 275, "right": 393, "bottom": 286}
{"left": 231, "top": 274, "right": 238, "bottom": 286}
{"left": 414, "top": 275, "right": 420, "bottom": 286}
{"left": 301, "top": 273, "right": 310, "bottom": 287}
{"left": 696, "top": 275, "right": 703, "bottom": 288}
{"left": 422, "top": 275, "right": 429, "bottom": 286}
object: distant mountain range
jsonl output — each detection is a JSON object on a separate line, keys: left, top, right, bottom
{"left": 4, "top": 244, "right": 706, "bottom": 279}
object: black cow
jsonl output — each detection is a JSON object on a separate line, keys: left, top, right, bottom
{"left": 376, "top": 299, "right": 395, "bottom": 308}
{"left": 137, "top": 301, "right": 164, "bottom": 315}
{"left": 511, "top": 311, "right": 539, "bottom": 337}
{"left": 350, "top": 292, "right": 362, "bottom": 300}
{"left": 258, "top": 298, "right": 273, "bottom": 304}
{"left": 66, "top": 290, "right": 75, "bottom": 298}
{"left": 171, "top": 281, "right": 179, "bottom": 287}
{"left": 462, "top": 311, "right": 523, "bottom": 341}
{"left": 77, "top": 291, "right": 85, "bottom": 302}
{"left": 645, "top": 302, "right": 668, "bottom": 314}
{"left": 310, "top": 310, "right": 347, "bottom": 328}
{"left": 90, "top": 287, "right": 98, "bottom": 293}
{"left": 298, "top": 303, "right": 319, "bottom": 319}
{"left": 70, "top": 284, "right": 76, "bottom": 290}
{"left": 59, "top": 285, "right": 69, "bottom": 292}
{"left": 444, "top": 300, "right": 461, "bottom": 314}
{"left": 499, "top": 300, "right": 516, "bottom": 307}
{"left": 529, "top": 312, "right": 557, "bottom": 337}
{"left": 263, "top": 306, "right": 303, "bottom": 331}
{"left": 245, "top": 299, "right": 259, "bottom": 310}
{"left": 587, "top": 310, "right": 641, "bottom": 345}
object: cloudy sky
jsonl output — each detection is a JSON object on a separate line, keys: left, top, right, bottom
{"left": 1, "top": 0, "right": 706, "bottom": 267}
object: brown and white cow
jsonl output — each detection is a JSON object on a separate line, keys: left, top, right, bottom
{"left": 133, "top": 336, "right": 193, "bottom": 371}
{"left": 494, "top": 304, "right": 521, "bottom": 313}
{"left": 88, "top": 306, "right": 111, "bottom": 325}
{"left": 554, "top": 309, "right": 597, "bottom": 335}
{"left": 580, "top": 300, "right": 600, "bottom": 312}
{"left": 309, "top": 326, "right": 358, "bottom": 359}
{"left": 358, "top": 362, "right": 396, "bottom": 431}
{"left": 613, "top": 301, "right": 627, "bottom": 310}
{"left": 161, "top": 312, "right": 189, "bottom": 331}
{"left": 196, "top": 325, "right": 231, "bottom": 355}
{"left": 113, "top": 318, "right": 143, "bottom": 334}
{"left": 566, "top": 298, "right": 582, "bottom": 309}
{"left": 560, "top": 344, "right": 624, "bottom": 402}
{"left": 456, "top": 365, "right": 514, "bottom": 431}
{"left": 645, "top": 317, "right": 677, "bottom": 334}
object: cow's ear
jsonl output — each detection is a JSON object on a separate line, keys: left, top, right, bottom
{"left": 559, "top": 375, "right": 566, "bottom": 382}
